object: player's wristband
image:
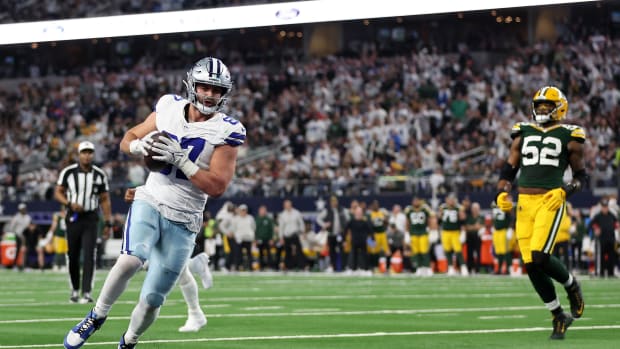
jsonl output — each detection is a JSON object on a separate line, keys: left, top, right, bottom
{"left": 178, "top": 158, "right": 199, "bottom": 178}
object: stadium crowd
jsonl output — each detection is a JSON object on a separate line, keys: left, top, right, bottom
{"left": 1, "top": 33, "right": 619, "bottom": 203}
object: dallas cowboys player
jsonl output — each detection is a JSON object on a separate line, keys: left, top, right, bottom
{"left": 63, "top": 57, "right": 245, "bottom": 349}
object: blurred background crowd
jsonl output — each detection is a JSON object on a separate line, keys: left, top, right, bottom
{"left": 0, "top": 0, "right": 618, "bottom": 277}
{"left": 0, "top": 1, "right": 618, "bottom": 206}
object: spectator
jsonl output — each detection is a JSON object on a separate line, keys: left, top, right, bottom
{"left": 48, "top": 204, "right": 68, "bottom": 272}
{"left": 588, "top": 198, "right": 619, "bottom": 278}
{"left": 344, "top": 206, "right": 374, "bottom": 274}
{"left": 3, "top": 202, "right": 32, "bottom": 269}
{"left": 315, "top": 195, "right": 349, "bottom": 272}
{"left": 22, "top": 222, "right": 46, "bottom": 270}
{"left": 217, "top": 202, "right": 236, "bottom": 271}
{"left": 278, "top": 199, "right": 306, "bottom": 271}
{"left": 464, "top": 202, "right": 484, "bottom": 275}
{"left": 231, "top": 204, "right": 255, "bottom": 271}
{"left": 254, "top": 204, "right": 276, "bottom": 271}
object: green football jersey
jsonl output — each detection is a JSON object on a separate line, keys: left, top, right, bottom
{"left": 406, "top": 205, "right": 432, "bottom": 235}
{"left": 511, "top": 122, "right": 586, "bottom": 189}
{"left": 439, "top": 204, "right": 461, "bottom": 231}
{"left": 491, "top": 207, "right": 510, "bottom": 230}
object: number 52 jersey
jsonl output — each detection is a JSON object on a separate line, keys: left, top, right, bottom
{"left": 511, "top": 122, "right": 585, "bottom": 190}
{"left": 135, "top": 94, "right": 246, "bottom": 232}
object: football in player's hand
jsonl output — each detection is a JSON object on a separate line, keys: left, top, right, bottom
{"left": 144, "top": 132, "right": 169, "bottom": 172}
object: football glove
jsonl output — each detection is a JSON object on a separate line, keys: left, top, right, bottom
{"left": 148, "top": 136, "right": 199, "bottom": 177}
{"left": 128, "top": 131, "right": 159, "bottom": 156}
{"left": 543, "top": 188, "right": 566, "bottom": 212}
{"left": 496, "top": 192, "right": 513, "bottom": 212}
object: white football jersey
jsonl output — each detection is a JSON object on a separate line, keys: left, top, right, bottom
{"left": 135, "top": 94, "right": 245, "bottom": 232}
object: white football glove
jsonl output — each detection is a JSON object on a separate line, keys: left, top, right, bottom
{"left": 148, "top": 136, "right": 199, "bottom": 177}
{"left": 428, "top": 229, "right": 439, "bottom": 244}
{"left": 128, "top": 131, "right": 159, "bottom": 156}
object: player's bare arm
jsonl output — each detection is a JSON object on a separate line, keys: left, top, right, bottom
{"left": 190, "top": 144, "right": 238, "bottom": 198}
{"left": 124, "top": 188, "right": 136, "bottom": 203}
{"left": 497, "top": 135, "right": 521, "bottom": 194}
{"left": 120, "top": 112, "right": 157, "bottom": 154}
{"left": 563, "top": 139, "right": 587, "bottom": 195}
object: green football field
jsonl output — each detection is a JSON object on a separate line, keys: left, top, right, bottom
{"left": 0, "top": 269, "right": 618, "bottom": 349}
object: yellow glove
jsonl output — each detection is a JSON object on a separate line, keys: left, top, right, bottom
{"left": 496, "top": 192, "right": 513, "bottom": 212}
{"left": 543, "top": 188, "right": 566, "bottom": 211}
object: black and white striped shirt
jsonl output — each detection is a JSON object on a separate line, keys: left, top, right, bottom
{"left": 56, "top": 163, "right": 110, "bottom": 212}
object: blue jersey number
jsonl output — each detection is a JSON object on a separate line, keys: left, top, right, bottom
{"left": 160, "top": 136, "right": 206, "bottom": 180}
{"left": 222, "top": 116, "right": 239, "bottom": 125}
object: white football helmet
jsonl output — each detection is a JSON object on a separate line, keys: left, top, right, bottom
{"left": 184, "top": 57, "right": 232, "bottom": 115}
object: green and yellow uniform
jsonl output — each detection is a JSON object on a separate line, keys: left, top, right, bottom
{"left": 492, "top": 207, "right": 511, "bottom": 255}
{"left": 512, "top": 122, "right": 586, "bottom": 264}
{"left": 405, "top": 204, "right": 433, "bottom": 269}
{"left": 52, "top": 211, "right": 68, "bottom": 254}
{"left": 406, "top": 204, "right": 432, "bottom": 255}
{"left": 368, "top": 209, "right": 389, "bottom": 255}
{"left": 492, "top": 206, "right": 513, "bottom": 273}
{"left": 439, "top": 203, "right": 463, "bottom": 253}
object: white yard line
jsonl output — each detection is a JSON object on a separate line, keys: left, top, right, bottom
{"left": 1, "top": 304, "right": 618, "bottom": 324}
{"left": 1, "top": 326, "right": 620, "bottom": 348}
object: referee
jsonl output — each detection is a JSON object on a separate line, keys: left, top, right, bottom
{"left": 54, "top": 141, "right": 112, "bottom": 303}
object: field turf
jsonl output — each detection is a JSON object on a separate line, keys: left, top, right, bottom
{"left": 0, "top": 269, "right": 618, "bottom": 348}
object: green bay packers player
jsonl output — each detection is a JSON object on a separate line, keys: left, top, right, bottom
{"left": 495, "top": 86, "right": 585, "bottom": 340}
{"left": 491, "top": 200, "right": 513, "bottom": 275}
{"left": 438, "top": 194, "right": 467, "bottom": 276}
{"left": 405, "top": 197, "right": 436, "bottom": 276}
{"left": 367, "top": 200, "right": 391, "bottom": 272}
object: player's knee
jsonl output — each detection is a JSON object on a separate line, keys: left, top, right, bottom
{"left": 530, "top": 251, "right": 549, "bottom": 267}
{"left": 145, "top": 292, "right": 165, "bottom": 307}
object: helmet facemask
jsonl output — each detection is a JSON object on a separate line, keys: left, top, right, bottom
{"left": 532, "top": 100, "right": 560, "bottom": 124}
{"left": 531, "top": 86, "right": 568, "bottom": 125}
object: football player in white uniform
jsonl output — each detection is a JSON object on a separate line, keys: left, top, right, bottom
{"left": 64, "top": 57, "right": 245, "bottom": 349}
{"left": 124, "top": 187, "right": 213, "bottom": 333}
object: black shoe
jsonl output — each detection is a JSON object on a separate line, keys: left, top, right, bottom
{"left": 550, "top": 312, "right": 573, "bottom": 340}
{"left": 70, "top": 291, "right": 79, "bottom": 304}
{"left": 566, "top": 279, "right": 584, "bottom": 318}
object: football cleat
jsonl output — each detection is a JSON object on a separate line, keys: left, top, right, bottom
{"left": 118, "top": 332, "right": 137, "bottom": 349}
{"left": 189, "top": 253, "right": 214, "bottom": 289}
{"left": 566, "top": 279, "right": 584, "bottom": 318}
{"left": 64, "top": 309, "right": 106, "bottom": 349}
{"left": 550, "top": 312, "right": 573, "bottom": 340}
{"left": 178, "top": 313, "right": 207, "bottom": 332}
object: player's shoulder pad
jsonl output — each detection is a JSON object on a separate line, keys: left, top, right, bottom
{"left": 155, "top": 94, "right": 186, "bottom": 111}
{"left": 510, "top": 122, "right": 532, "bottom": 139}
{"left": 217, "top": 114, "right": 246, "bottom": 147}
{"left": 561, "top": 124, "right": 586, "bottom": 143}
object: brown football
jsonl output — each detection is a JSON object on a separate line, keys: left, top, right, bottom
{"left": 144, "top": 132, "right": 170, "bottom": 172}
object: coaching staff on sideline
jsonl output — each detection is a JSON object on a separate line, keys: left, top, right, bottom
{"left": 54, "top": 141, "right": 112, "bottom": 304}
